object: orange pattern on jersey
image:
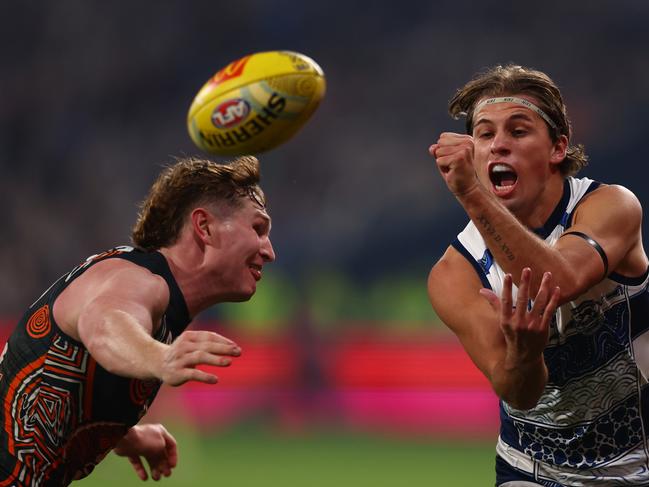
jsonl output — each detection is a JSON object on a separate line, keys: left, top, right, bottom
{"left": 82, "top": 357, "right": 96, "bottom": 422}
{"left": 129, "top": 378, "right": 158, "bottom": 406}
{"left": 67, "top": 248, "right": 129, "bottom": 280}
{"left": 0, "top": 460, "right": 24, "bottom": 486}
{"left": 90, "top": 249, "right": 125, "bottom": 261}
{"left": 3, "top": 355, "right": 46, "bottom": 455}
{"left": 25, "top": 305, "right": 50, "bottom": 339}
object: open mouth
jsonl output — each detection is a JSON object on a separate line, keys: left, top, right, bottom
{"left": 249, "top": 264, "right": 262, "bottom": 281}
{"left": 489, "top": 163, "right": 518, "bottom": 193}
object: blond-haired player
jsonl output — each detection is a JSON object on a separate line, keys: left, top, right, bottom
{"left": 429, "top": 65, "right": 649, "bottom": 486}
{"left": 0, "top": 156, "right": 275, "bottom": 486}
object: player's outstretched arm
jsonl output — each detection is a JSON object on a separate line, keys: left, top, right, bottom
{"left": 428, "top": 249, "right": 559, "bottom": 410}
{"left": 431, "top": 136, "right": 647, "bottom": 302}
{"left": 461, "top": 183, "right": 644, "bottom": 302}
{"left": 113, "top": 424, "right": 178, "bottom": 481}
{"left": 61, "top": 259, "right": 241, "bottom": 385}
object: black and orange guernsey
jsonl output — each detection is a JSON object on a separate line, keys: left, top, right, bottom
{"left": 0, "top": 246, "right": 190, "bottom": 486}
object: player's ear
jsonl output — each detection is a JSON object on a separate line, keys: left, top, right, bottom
{"left": 550, "top": 134, "right": 568, "bottom": 165}
{"left": 190, "top": 208, "right": 213, "bottom": 242}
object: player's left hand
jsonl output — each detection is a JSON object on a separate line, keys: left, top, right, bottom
{"left": 114, "top": 423, "right": 178, "bottom": 481}
{"left": 480, "top": 268, "right": 560, "bottom": 368}
{"left": 429, "top": 133, "right": 480, "bottom": 196}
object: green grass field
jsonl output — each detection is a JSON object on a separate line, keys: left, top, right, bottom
{"left": 75, "top": 424, "right": 495, "bottom": 486}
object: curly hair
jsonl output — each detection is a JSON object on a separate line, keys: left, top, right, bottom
{"left": 448, "top": 64, "right": 588, "bottom": 176}
{"left": 132, "top": 155, "right": 265, "bottom": 251}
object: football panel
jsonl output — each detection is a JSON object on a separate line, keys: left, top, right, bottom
{"left": 188, "top": 51, "right": 324, "bottom": 120}
{"left": 188, "top": 73, "right": 325, "bottom": 156}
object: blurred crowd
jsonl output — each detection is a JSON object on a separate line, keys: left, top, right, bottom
{"left": 1, "top": 0, "right": 648, "bottom": 318}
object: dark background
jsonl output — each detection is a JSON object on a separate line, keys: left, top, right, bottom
{"left": 1, "top": 0, "right": 648, "bottom": 317}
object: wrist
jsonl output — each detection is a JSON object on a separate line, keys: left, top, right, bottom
{"left": 455, "top": 181, "right": 488, "bottom": 204}
{"left": 494, "top": 356, "right": 548, "bottom": 410}
{"left": 144, "top": 340, "right": 168, "bottom": 381}
{"left": 502, "top": 353, "right": 546, "bottom": 373}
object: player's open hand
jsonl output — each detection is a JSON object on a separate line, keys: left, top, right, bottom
{"left": 429, "top": 133, "right": 480, "bottom": 197}
{"left": 114, "top": 423, "right": 178, "bottom": 481}
{"left": 479, "top": 268, "right": 560, "bottom": 368}
{"left": 160, "top": 330, "right": 241, "bottom": 386}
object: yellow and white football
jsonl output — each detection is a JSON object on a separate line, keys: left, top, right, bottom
{"left": 187, "top": 50, "right": 326, "bottom": 156}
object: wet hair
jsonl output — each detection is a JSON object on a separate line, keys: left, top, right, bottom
{"left": 132, "top": 155, "right": 265, "bottom": 250}
{"left": 448, "top": 64, "right": 588, "bottom": 176}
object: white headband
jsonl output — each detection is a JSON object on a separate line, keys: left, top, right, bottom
{"left": 474, "top": 96, "right": 558, "bottom": 130}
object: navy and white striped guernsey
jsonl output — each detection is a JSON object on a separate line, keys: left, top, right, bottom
{"left": 452, "top": 176, "right": 649, "bottom": 486}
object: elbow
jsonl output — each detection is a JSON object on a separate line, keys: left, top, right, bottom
{"left": 491, "top": 363, "right": 547, "bottom": 411}
{"left": 555, "top": 270, "right": 598, "bottom": 305}
{"left": 494, "top": 384, "right": 543, "bottom": 411}
{"left": 83, "top": 334, "right": 117, "bottom": 373}
{"left": 504, "top": 395, "right": 541, "bottom": 411}
{"left": 558, "top": 286, "right": 585, "bottom": 306}
{"left": 556, "top": 274, "right": 583, "bottom": 303}
{"left": 78, "top": 323, "right": 121, "bottom": 375}
{"left": 79, "top": 327, "right": 104, "bottom": 356}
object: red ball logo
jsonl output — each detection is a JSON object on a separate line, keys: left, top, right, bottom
{"left": 211, "top": 98, "right": 251, "bottom": 128}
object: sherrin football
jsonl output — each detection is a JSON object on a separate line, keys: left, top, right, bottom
{"left": 187, "top": 50, "right": 326, "bottom": 156}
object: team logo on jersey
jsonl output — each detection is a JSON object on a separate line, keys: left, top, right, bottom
{"left": 570, "top": 299, "right": 605, "bottom": 334}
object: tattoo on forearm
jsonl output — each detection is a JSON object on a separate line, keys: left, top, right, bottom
{"left": 477, "top": 215, "right": 516, "bottom": 261}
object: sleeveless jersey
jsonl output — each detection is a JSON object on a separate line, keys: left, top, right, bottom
{"left": 452, "top": 177, "right": 649, "bottom": 486}
{"left": 0, "top": 246, "right": 191, "bottom": 486}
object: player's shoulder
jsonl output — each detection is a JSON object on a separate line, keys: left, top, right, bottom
{"left": 80, "top": 257, "right": 170, "bottom": 301}
{"left": 586, "top": 181, "right": 639, "bottom": 201}
{"left": 580, "top": 182, "right": 643, "bottom": 214}
{"left": 428, "top": 246, "right": 483, "bottom": 298}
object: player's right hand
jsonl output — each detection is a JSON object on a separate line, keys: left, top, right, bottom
{"left": 429, "top": 132, "right": 480, "bottom": 197}
{"left": 159, "top": 330, "right": 241, "bottom": 386}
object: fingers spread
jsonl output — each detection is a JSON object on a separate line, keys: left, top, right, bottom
{"left": 182, "top": 350, "right": 232, "bottom": 368}
{"left": 514, "top": 268, "right": 531, "bottom": 319}
{"left": 184, "top": 368, "right": 219, "bottom": 384}
{"left": 128, "top": 456, "right": 148, "bottom": 481}
{"left": 181, "top": 330, "right": 237, "bottom": 345}
{"left": 164, "top": 433, "right": 178, "bottom": 469}
{"left": 501, "top": 273, "right": 513, "bottom": 318}
{"left": 175, "top": 331, "right": 241, "bottom": 357}
{"left": 529, "top": 272, "right": 553, "bottom": 317}
{"left": 541, "top": 286, "right": 561, "bottom": 324}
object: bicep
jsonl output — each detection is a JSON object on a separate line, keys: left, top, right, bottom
{"left": 556, "top": 185, "right": 643, "bottom": 283}
{"left": 428, "top": 250, "right": 505, "bottom": 379}
{"left": 75, "top": 263, "right": 169, "bottom": 343}
{"left": 78, "top": 296, "right": 155, "bottom": 340}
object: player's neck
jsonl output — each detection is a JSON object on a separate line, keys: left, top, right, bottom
{"left": 515, "top": 176, "right": 565, "bottom": 229}
{"left": 158, "top": 242, "right": 212, "bottom": 318}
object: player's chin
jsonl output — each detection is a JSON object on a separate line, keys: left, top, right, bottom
{"left": 228, "top": 286, "right": 257, "bottom": 302}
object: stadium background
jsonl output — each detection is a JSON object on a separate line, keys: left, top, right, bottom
{"left": 1, "top": 1, "right": 648, "bottom": 485}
